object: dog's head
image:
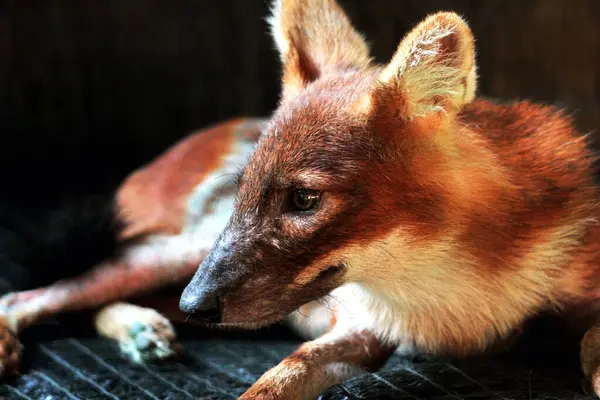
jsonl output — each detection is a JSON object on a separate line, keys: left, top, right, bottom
{"left": 181, "top": 0, "right": 477, "bottom": 327}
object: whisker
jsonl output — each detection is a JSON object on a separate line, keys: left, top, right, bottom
{"left": 220, "top": 159, "right": 246, "bottom": 171}
{"left": 208, "top": 172, "right": 239, "bottom": 185}
{"left": 318, "top": 297, "right": 335, "bottom": 313}
{"left": 374, "top": 242, "right": 404, "bottom": 268}
{"left": 326, "top": 293, "right": 350, "bottom": 314}
{"left": 296, "top": 308, "right": 308, "bottom": 318}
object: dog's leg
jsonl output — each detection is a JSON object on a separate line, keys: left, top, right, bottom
{"left": 0, "top": 237, "right": 204, "bottom": 377}
{"left": 581, "top": 323, "right": 600, "bottom": 396}
{"left": 0, "top": 258, "right": 201, "bottom": 333}
{"left": 240, "top": 327, "right": 395, "bottom": 400}
{"left": 0, "top": 316, "right": 22, "bottom": 378}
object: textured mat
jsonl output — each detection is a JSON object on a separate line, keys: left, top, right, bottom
{"left": 0, "top": 320, "right": 300, "bottom": 400}
{"left": 0, "top": 317, "right": 595, "bottom": 400}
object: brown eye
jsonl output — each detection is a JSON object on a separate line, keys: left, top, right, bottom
{"left": 290, "top": 189, "right": 321, "bottom": 212}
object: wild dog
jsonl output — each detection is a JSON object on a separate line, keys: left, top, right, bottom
{"left": 0, "top": 118, "right": 265, "bottom": 377}
{"left": 179, "top": 0, "right": 600, "bottom": 399}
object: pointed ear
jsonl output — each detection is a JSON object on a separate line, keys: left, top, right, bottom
{"left": 374, "top": 12, "right": 477, "bottom": 119}
{"left": 269, "top": 0, "right": 372, "bottom": 100}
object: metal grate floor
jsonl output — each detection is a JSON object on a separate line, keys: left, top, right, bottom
{"left": 0, "top": 319, "right": 594, "bottom": 400}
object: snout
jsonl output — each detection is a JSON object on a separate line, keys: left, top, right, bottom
{"left": 179, "top": 239, "right": 244, "bottom": 323}
{"left": 179, "top": 282, "right": 221, "bottom": 322}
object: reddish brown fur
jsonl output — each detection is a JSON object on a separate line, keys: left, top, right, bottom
{"left": 240, "top": 330, "right": 395, "bottom": 400}
{"left": 178, "top": 1, "right": 600, "bottom": 398}
{"left": 211, "top": 1, "right": 600, "bottom": 331}
{"left": 222, "top": 82, "right": 600, "bottom": 330}
{"left": 0, "top": 118, "right": 265, "bottom": 379}
{"left": 1, "top": 1, "right": 598, "bottom": 398}
{"left": 118, "top": 118, "right": 260, "bottom": 239}
{"left": 370, "top": 97, "right": 599, "bottom": 276}
{"left": 456, "top": 102, "right": 596, "bottom": 273}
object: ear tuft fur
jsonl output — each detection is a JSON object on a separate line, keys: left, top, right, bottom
{"left": 268, "top": 0, "right": 372, "bottom": 100}
{"left": 377, "top": 12, "right": 477, "bottom": 118}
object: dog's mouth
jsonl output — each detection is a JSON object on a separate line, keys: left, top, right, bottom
{"left": 183, "top": 297, "right": 222, "bottom": 324}
{"left": 182, "top": 263, "right": 347, "bottom": 328}
{"left": 315, "top": 263, "right": 346, "bottom": 283}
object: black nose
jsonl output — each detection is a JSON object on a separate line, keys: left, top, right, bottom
{"left": 179, "top": 290, "right": 222, "bottom": 323}
{"left": 180, "top": 236, "right": 240, "bottom": 324}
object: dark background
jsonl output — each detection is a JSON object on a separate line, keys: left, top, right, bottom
{"left": 0, "top": 0, "right": 599, "bottom": 206}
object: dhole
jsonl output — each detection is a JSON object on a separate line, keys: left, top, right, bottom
{"left": 178, "top": 0, "right": 600, "bottom": 399}
{"left": 0, "top": 1, "right": 597, "bottom": 399}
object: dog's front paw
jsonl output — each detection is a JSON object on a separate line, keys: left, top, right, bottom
{"left": 240, "top": 385, "right": 283, "bottom": 400}
{"left": 0, "top": 317, "right": 22, "bottom": 379}
{"left": 119, "top": 311, "right": 181, "bottom": 364}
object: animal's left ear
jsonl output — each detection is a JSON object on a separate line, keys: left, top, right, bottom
{"left": 371, "top": 12, "right": 477, "bottom": 119}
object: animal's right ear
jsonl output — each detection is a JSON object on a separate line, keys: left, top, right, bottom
{"left": 269, "top": 0, "right": 372, "bottom": 101}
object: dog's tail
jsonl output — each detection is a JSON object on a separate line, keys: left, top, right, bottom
{"left": 0, "top": 192, "right": 123, "bottom": 294}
